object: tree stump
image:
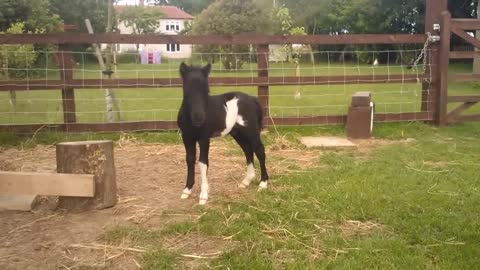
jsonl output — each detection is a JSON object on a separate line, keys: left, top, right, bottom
{"left": 56, "top": 140, "right": 117, "bottom": 210}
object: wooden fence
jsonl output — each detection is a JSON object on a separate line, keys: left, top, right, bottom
{"left": 0, "top": 0, "right": 478, "bottom": 133}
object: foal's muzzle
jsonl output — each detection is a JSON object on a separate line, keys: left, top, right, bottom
{"left": 191, "top": 113, "right": 205, "bottom": 127}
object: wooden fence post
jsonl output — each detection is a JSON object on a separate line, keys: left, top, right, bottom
{"left": 424, "top": 0, "right": 448, "bottom": 125}
{"left": 55, "top": 45, "right": 76, "bottom": 125}
{"left": 438, "top": 11, "right": 452, "bottom": 126}
{"left": 256, "top": 44, "right": 269, "bottom": 124}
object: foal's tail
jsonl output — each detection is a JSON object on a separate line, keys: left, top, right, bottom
{"left": 254, "top": 97, "right": 264, "bottom": 131}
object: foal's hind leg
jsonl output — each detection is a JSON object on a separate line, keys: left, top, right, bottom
{"left": 253, "top": 136, "right": 269, "bottom": 190}
{"left": 231, "top": 132, "right": 255, "bottom": 188}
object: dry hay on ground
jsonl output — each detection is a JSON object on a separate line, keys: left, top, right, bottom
{"left": 0, "top": 138, "right": 322, "bottom": 269}
{"left": 0, "top": 136, "right": 411, "bottom": 269}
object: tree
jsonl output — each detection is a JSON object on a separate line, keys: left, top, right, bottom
{"left": 49, "top": 0, "right": 109, "bottom": 33}
{"left": 148, "top": 0, "right": 214, "bottom": 15}
{"left": 0, "top": 23, "right": 39, "bottom": 107}
{"left": 26, "top": 0, "right": 63, "bottom": 33}
{"left": 191, "top": 0, "right": 272, "bottom": 70}
{"left": 271, "top": 5, "right": 308, "bottom": 62}
{"left": 0, "top": 0, "right": 62, "bottom": 32}
{"left": 117, "top": 6, "right": 164, "bottom": 52}
{"left": 0, "top": 1, "right": 30, "bottom": 31}
{"left": 117, "top": 6, "right": 164, "bottom": 35}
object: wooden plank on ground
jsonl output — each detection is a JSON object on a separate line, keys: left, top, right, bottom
{"left": 0, "top": 194, "right": 38, "bottom": 211}
{"left": 0, "top": 171, "right": 94, "bottom": 197}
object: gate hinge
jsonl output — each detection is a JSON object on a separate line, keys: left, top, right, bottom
{"left": 428, "top": 35, "right": 440, "bottom": 43}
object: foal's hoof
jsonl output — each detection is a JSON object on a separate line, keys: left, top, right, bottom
{"left": 238, "top": 183, "right": 248, "bottom": 188}
{"left": 257, "top": 181, "right": 268, "bottom": 191}
{"left": 199, "top": 199, "right": 208, "bottom": 205}
{"left": 180, "top": 188, "right": 191, "bottom": 199}
{"left": 238, "top": 179, "right": 252, "bottom": 188}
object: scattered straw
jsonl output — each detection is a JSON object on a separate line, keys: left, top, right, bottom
{"left": 8, "top": 214, "right": 58, "bottom": 234}
{"left": 340, "top": 220, "right": 383, "bottom": 237}
{"left": 132, "top": 258, "right": 141, "bottom": 268}
{"left": 180, "top": 251, "right": 222, "bottom": 259}
{"left": 69, "top": 243, "right": 147, "bottom": 253}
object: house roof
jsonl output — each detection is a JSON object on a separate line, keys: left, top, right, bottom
{"left": 114, "top": 5, "right": 194, "bottom": 20}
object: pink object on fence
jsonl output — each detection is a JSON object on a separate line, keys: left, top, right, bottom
{"left": 140, "top": 51, "right": 161, "bottom": 64}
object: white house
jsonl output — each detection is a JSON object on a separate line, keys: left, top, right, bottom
{"left": 113, "top": 4, "right": 194, "bottom": 59}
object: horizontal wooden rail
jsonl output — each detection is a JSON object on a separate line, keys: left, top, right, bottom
{"left": 447, "top": 96, "right": 480, "bottom": 103}
{"left": 266, "top": 115, "right": 347, "bottom": 125}
{"left": 0, "top": 33, "right": 427, "bottom": 45}
{"left": 449, "top": 51, "right": 480, "bottom": 59}
{"left": 0, "top": 112, "right": 434, "bottom": 134}
{"left": 451, "top": 24, "right": 480, "bottom": 48}
{"left": 450, "top": 73, "right": 480, "bottom": 82}
{"left": 374, "top": 112, "right": 432, "bottom": 122}
{"left": 452, "top": 19, "right": 480, "bottom": 30}
{"left": 0, "top": 74, "right": 428, "bottom": 91}
{"left": 456, "top": 114, "right": 480, "bottom": 122}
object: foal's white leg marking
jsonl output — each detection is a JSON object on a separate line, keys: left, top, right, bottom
{"left": 238, "top": 163, "right": 255, "bottom": 188}
{"left": 180, "top": 188, "right": 191, "bottom": 199}
{"left": 221, "top": 97, "right": 246, "bottom": 136}
{"left": 198, "top": 162, "right": 209, "bottom": 205}
{"left": 258, "top": 181, "right": 268, "bottom": 191}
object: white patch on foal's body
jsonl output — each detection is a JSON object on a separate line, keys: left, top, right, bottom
{"left": 180, "top": 188, "right": 191, "bottom": 199}
{"left": 199, "top": 162, "right": 209, "bottom": 205}
{"left": 220, "top": 97, "right": 246, "bottom": 136}
{"left": 238, "top": 163, "right": 255, "bottom": 188}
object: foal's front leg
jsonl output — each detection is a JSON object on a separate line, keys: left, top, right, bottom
{"left": 198, "top": 137, "right": 210, "bottom": 205}
{"left": 181, "top": 135, "right": 196, "bottom": 199}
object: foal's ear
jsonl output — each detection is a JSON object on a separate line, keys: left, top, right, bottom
{"left": 179, "top": 62, "right": 190, "bottom": 77}
{"left": 201, "top": 63, "right": 211, "bottom": 77}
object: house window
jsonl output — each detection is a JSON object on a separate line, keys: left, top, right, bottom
{"left": 165, "top": 21, "right": 180, "bottom": 32}
{"left": 166, "top": 44, "right": 180, "bottom": 52}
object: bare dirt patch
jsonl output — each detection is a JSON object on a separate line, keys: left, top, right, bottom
{"left": 0, "top": 136, "right": 410, "bottom": 269}
{"left": 0, "top": 138, "right": 322, "bottom": 269}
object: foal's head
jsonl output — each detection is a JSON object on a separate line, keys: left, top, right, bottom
{"left": 179, "top": 62, "right": 211, "bottom": 127}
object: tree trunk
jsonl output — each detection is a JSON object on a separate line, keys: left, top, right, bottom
{"left": 85, "top": 18, "right": 120, "bottom": 122}
{"left": 56, "top": 140, "right": 117, "bottom": 211}
{"left": 7, "top": 72, "right": 16, "bottom": 108}
{"left": 474, "top": 1, "right": 480, "bottom": 74}
{"left": 105, "top": 0, "right": 121, "bottom": 120}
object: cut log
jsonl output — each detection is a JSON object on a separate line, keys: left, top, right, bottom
{"left": 56, "top": 140, "right": 117, "bottom": 210}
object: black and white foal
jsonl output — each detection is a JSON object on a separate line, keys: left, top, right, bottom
{"left": 177, "top": 63, "right": 269, "bottom": 205}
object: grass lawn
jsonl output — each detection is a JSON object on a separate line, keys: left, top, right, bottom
{"left": 1, "top": 62, "right": 479, "bottom": 125}
{"left": 102, "top": 122, "right": 480, "bottom": 269}
{"left": 2, "top": 122, "right": 478, "bottom": 269}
